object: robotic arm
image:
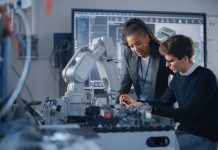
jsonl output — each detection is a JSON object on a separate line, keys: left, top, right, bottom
{"left": 62, "top": 38, "right": 105, "bottom": 84}
{"left": 62, "top": 36, "right": 120, "bottom": 95}
{"left": 56, "top": 36, "right": 120, "bottom": 119}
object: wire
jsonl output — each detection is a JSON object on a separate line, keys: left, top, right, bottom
{"left": 103, "top": 88, "right": 116, "bottom": 100}
{"left": 17, "top": 34, "right": 27, "bottom": 55}
{"left": 12, "top": 66, "right": 34, "bottom": 102}
{"left": 0, "top": 5, "right": 31, "bottom": 118}
{"left": 49, "top": 40, "right": 72, "bottom": 81}
{"left": 50, "top": 40, "right": 72, "bottom": 67}
{"left": 49, "top": 49, "right": 59, "bottom": 81}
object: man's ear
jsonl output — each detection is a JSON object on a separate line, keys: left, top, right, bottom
{"left": 183, "top": 56, "right": 189, "bottom": 62}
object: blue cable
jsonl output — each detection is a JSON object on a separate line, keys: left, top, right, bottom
{"left": 103, "top": 88, "right": 116, "bottom": 100}
{"left": 16, "top": 34, "right": 31, "bottom": 74}
{"left": 17, "top": 34, "right": 28, "bottom": 56}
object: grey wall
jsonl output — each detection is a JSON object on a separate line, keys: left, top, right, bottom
{"left": 12, "top": 0, "right": 218, "bottom": 104}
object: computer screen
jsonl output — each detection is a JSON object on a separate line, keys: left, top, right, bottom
{"left": 72, "top": 9, "right": 206, "bottom": 89}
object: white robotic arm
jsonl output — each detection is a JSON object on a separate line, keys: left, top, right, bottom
{"left": 62, "top": 38, "right": 105, "bottom": 83}
{"left": 56, "top": 36, "right": 120, "bottom": 118}
{"left": 95, "top": 36, "right": 121, "bottom": 93}
{"left": 62, "top": 36, "right": 120, "bottom": 94}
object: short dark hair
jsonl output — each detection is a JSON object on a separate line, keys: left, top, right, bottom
{"left": 159, "top": 34, "right": 194, "bottom": 60}
{"left": 122, "top": 18, "right": 159, "bottom": 48}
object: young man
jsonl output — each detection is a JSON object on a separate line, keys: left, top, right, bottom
{"left": 120, "top": 34, "right": 218, "bottom": 150}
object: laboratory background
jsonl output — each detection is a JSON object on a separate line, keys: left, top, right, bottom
{"left": 1, "top": 0, "right": 218, "bottom": 150}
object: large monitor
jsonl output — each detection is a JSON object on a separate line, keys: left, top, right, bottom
{"left": 72, "top": 9, "right": 206, "bottom": 89}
